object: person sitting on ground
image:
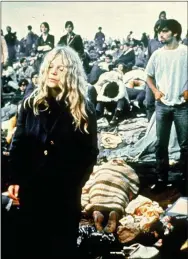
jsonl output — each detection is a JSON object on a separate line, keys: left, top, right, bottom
{"left": 12, "top": 79, "right": 29, "bottom": 104}
{"left": 95, "top": 69, "right": 129, "bottom": 125}
{"left": 1, "top": 79, "right": 28, "bottom": 122}
{"left": 17, "top": 57, "right": 34, "bottom": 82}
{"left": 2, "top": 62, "right": 18, "bottom": 92}
{"left": 114, "top": 41, "right": 135, "bottom": 68}
{"left": 134, "top": 45, "right": 147, "bottom": 68}
{"left": 24, "top": 71, "right": 39, "bottom": 97}
{"left": 88, "top": 54, "right": 114, "bottom": 85}
{"left": 123, "top": 67, "right": 147, "bottom": 109}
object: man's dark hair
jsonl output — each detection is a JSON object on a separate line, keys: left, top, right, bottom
{"left": 159, "top": 11, "right": 166, "bottom": 19}
{"left": 98, "top": 27, "right": 102, "bottom": 30}
{"left": 20, "top": 58, "right": 26, "bottom": 64}
{"left": 28, "top": 25, "right": 32, "bottom": 30}
{"left": 65, "top": 21, "right": 74, "bottom": 30}
{"left": 104, "top": 82, "right": 119, "bottom": 98}
{"left": 40, "top": 22, "right": 50, "bottom": 32}
{"left": 158, "top": 19, "right": 182, "bottom": 41}
{"left": 31, "top": 71, "right": 38, "bottom": 79}
{"left": 105, "top": 54, "right": 113, "bottom": 60}
{"left": 18, "top": 79, "right": 29, "bottom": 87}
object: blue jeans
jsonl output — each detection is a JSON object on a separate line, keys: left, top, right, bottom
{"left": 155, "top": 101, "right": 188, "bottom": 181}
{"left": 145, "top": 86, "right": 155, "bottom": 121}
{"left": 96, "top": 98, "right": 127, "bottom": 118}
{"left": 126, "top": 87, "right": 146, "bottom": 106}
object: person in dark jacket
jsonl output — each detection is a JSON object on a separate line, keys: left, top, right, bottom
{"left": 141, "top": 32, "right": 149, "bottom": 48}
{"left": 94, "top": 27, "right": 105, "bottom": 51}
{"left": 4, "top": 26, "right": 17, "bottom": 64}
{"left": 36, "top": 22, "right": 55, "bottom": 68}
{"left": 25, "top": 25, "right": 37, "bottom": 56}
{"left": 11, "top": 79, "right": 28, "bottom": 104}
{"left": 114, "top": 41, "right": 135, "bottom": 68}
{"left": 58, "top": 21, "right": 84, "bottom": 59}
{"left": 24, "top": 71, "right": 39, "bottom": 97}
{"left": 7, "top": 46, "right": 98, "bottom": 259}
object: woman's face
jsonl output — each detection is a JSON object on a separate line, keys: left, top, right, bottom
{"left": 41, "top": 24, "right": 48, "bottom": 33}
{"left": 47, "top": 55, "right": 64, "bottom": 89}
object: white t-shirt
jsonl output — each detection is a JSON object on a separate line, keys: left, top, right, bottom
{"left": 145, "top": 44, "right": 188, "bottom": 106}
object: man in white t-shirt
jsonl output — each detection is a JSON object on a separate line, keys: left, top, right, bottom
{"left": 145, "top": 19, "right": 188, "bottom": 192}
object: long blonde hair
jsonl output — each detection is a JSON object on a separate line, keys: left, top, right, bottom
{"left": 25, "top": 46, "right": 89, "bottom": 132}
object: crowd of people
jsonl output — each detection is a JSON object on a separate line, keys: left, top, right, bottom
{"left": 1, "top": 10, "right": 188, "bottom": 259}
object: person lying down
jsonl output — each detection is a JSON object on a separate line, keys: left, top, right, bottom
{"left": 81, "top": 159, "right": 140, "bottom": 233}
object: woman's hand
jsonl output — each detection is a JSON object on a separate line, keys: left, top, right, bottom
{"left": 8, "top": 185, "right": 20, "bottom": 200}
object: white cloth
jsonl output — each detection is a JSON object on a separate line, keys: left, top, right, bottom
{"left": 145, "top": 44, "right": 188, "bottom": 106}
{"left": 95, "top": 70, "right": 129, "bottom": 102}
{"left": 2, "top": 66, "right": 17, "bottom": 83}
{"left": 123, "top": 69, "right": 147, "bottom": 84}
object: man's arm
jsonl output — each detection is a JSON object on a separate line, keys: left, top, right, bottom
{"left": 146, "top": 75, "right": 164, "bottom": 100}
{"left": 75, "top": 35, "right": 84, "bottom": 57}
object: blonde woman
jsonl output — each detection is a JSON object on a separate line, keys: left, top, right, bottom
{"left": 7, "top": 46, "right": 98, "bottom": 259}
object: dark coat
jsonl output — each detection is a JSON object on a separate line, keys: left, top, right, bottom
{"left": 24, "top": 83, "right": 37, "bottom": 97}
{"left": 9, "top": 98, "right": 98, "bottom": 189}
{"left": 94, "top": 31, "right": 105, "bottom": 44}
{"left": 5, "top": 32, "right": 17, "bottom": 46}
{"left": 114, "top": 49, "right": 135, "bottom": 68}
{"left": 36, "top": 34, "right": 55, "bottom": 54}
{"left": 58, "top": 32, "right": 84, "bottom": 58}
{"left": 8, "top": 97, "right": 98, "bottom": 257}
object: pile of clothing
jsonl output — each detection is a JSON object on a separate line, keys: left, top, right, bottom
{"left": 117, "top": 195, "right": 164, "bottom": 243}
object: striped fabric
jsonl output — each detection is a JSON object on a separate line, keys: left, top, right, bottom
{"left": 81, "top": 160, "right": 139, "bottom": 216}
